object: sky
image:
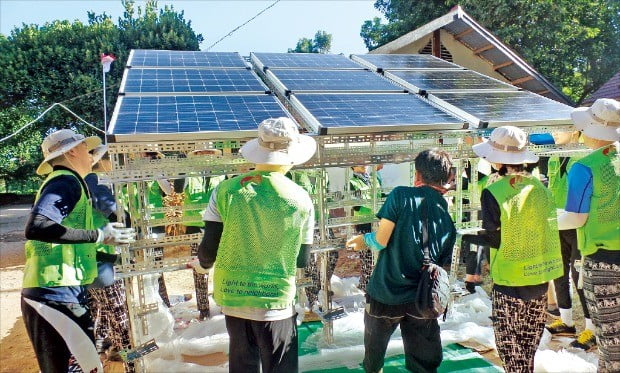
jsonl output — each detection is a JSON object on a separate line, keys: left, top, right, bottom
{"left": 0, "top": 0, "right": 385, "bottom": 56}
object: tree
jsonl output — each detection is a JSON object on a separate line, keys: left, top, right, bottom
{"left": 0, "top": 0, "right": 203, "bottom": 184}
{"left": 360, "top": 0, "right": 620, "bottom": 104}
{"left": 288, "top": 30, "right": 332, "bottom": 53}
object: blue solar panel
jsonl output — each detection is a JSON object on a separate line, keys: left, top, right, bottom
{"left": 252, "top": 53, "right": 362, "bottom": 69}
{"left": 129, "top": 50, "right": 247, "bottom": 68}
{"left": 122, "top": 68, "right": 267, "bottom": 94}
{"left": 268, "top": 69, "right": 403, "bottom": 93}
{"left": 434, "top": 91, "right": 573, "bottom": 123}
{"left": 388, "top": 70, "right": 515, "bottom": 91}
{"left": 111, "top": 95, "right": 289, "bottom": 134}
{"left": 293, "top": 94, "right": 463, "bottom": 133}
{"left": 352, "top": 54, "right": 461, "bottom": 70}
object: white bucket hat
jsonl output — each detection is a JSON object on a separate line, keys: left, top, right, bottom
{"left": 571, "top": 98, "right": 620, "bottom": 141}
{"left": 37, "top": 129, "right": 101, "bottom": 175}
{"left": 240, "top": 117, "right": 316, "bottom": 165}
{"left": 472, "top": 126, "right": 539, "bottom": 165}
{"left": 90, "top": 144, "right": 108, "bottom": 166}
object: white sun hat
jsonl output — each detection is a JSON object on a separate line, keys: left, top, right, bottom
{"left": 37, "top": 129, "right": 101, "bottom": 175}
{"left": 472, "top": 126, "right": 539, "bottom": 165}
{"left": 571, "top": 98, "right": 620, "bottom": 142}
{"left": 240, "top": 117, "right": 316, "bottom": 165}
{"left": 90, "top": 144, "right": 108, "bottom": 166}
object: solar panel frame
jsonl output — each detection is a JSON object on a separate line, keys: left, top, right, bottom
{"left": 120, "top": 68, "right": 269, "bottom": 95}
{"left": 251, "top": 52, "right": 364, "bottom": 70}
{"left": 108, "top": 94, "right": 293, "bottom": 141}
{"left": 384, "top": 69, "right": 517, "bottom": 94}
{"left": 265, "top": 69, "right": 406, "bottom": 95}
{"left": 289, "top": 93, "right": 466, "bottom": 135}
{"left": 430, "top": 91, "right": 574, "bottom": 126}
{"left": 127, "top": 50, "right": 248, "bottom": 68}
{"left": 351, "top": 54, "right": 463, "bottom": 71}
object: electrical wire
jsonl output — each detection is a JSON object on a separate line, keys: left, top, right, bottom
{"left": 205, "top": 0, "right": 281, "bottom": 51}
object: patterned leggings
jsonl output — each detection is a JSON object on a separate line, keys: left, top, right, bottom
{"left": 88, "top": 280, "right": 134, "bottom": 372}
{"left": 582, "top": 257, "right": 620, "bottom": 373}
{"left": 190, "top": 242, "right": 210, "bottom": 319}
{"left": 358, "top": 249, "right": 374, "bottom": 292}
{"left": 492, "top": 290, "right": 547, "bottom": 373}
{"left": 305, "top": 251, "right": 339, "bottom": 308}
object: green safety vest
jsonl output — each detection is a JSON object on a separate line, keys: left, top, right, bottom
{"left": 547, "top": 156, "right": 578, "bottom": 208}
{"left": 23, "top": 170, "right": 98, "bottom": 288}
{"left": 147, "top": 180, "right": 165, "bottom": 220}
{"left": 487, "top": 174, "right": 563, "bottom": 286}
{"left": 212, "top": 171, "right": 313, "bottom": 309}
{"left": 183, "top": 175, "right": 223, "bottom": 227}
{"left": 575, "top": 145, "right": 620, "bottom": 256}
{"left": 350, "top": 174, "right": 381, "bottom": 216}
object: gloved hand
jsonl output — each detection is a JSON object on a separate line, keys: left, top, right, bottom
{"left": 97, "top": 222, "right": 136, "bottom": 245}
{"left": 188, "top": 258, "right": 211, "bottom": 275}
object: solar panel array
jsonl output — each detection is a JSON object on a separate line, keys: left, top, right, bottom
{"left": 110, "top": 50, "right": 291, "bottom": 139}
{"left": 251, "top": 52, "right": 465, "bottom": 134}
{"left": 352, "top": 54, "right": 573, "bottom": 127}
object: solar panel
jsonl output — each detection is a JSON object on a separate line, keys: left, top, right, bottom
{"left": 267, "top": 69, "right": 404, "bottom": 93}
{"left": 351, "top": 54, "right": 462, "bottom": 70}
{"left": 128, "top": 50, "right": 247, "bottom": 68}
{"left": 110, "top": 95, "right": 289, "bottom": 136}
{"left": 386, "top": 69, "right": 516, "bottom": 92}
{"left": 251, "top": 52, "right": 362, "bottom": 69}
{"left": 292, "top": 93, "right": 464, "bottom": 134}
{"left": 433, "top": 91, "right": 574, "bottom": 124}
{"left": 121, "top": 68, "right": 268, "bottom": 94}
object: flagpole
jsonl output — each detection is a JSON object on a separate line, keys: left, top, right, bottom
{"left": 102, "top": 66, "right": 108, "bottom": 145}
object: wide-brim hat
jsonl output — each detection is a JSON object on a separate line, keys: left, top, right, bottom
{"left": 90, "top": 145, "right": 108, "bottom": 166}
{"left": 240, "top": 117, "right": 316, "bottom": 166}
{"left": 37, "top": 129, "right": 101, "bottom": 175}
{"left": 472, "top": 126, "right": 539, "bottom": 165}
{"left": 571, "top": 98, "right": 620, "bottom": 142}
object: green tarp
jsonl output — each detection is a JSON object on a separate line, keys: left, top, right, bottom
{"left": 299, "top": 322, "right": 502, "bottom": 373}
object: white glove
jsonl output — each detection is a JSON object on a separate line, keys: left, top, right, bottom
{"left": 97, "top": 222, "right": 136, "bottom": 245}
{"left": 188, "top": 258, "right": 211, "bottom": 275}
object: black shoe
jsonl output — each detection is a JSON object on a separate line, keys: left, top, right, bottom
{"left": 569, "top": 329, "right": 597, "bottom": 351}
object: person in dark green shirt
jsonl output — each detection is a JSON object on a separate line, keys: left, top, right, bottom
{"left": 347, "top": 149, "right": 456, "bottom": 373}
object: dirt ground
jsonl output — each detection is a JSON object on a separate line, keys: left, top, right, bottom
{"left": 0, "top": 203, "right": 585, "bottom": 372}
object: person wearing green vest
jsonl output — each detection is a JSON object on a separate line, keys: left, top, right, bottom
{"left": 536, "top": 133, "right": 596, "bottom": 351}
{"left": 192, "top": 117, "right": 316, "bottom": 372}
{"left": 349, "top": 165, "right": 384, "bottom": 293}
{"left": 559, "top": 98, "right": 620, "bottom": 372}
{"left": 465, "top": 126, "right": 563, "bottom": 372}
{"left": 84, "top": 145, "right": 134, "bottom": 371}
{"left": 185, "top": 149, "right": 225, "bottom": 320}
{"left": 22, "top": 129, "right": 134, "bottom": 373}
{"left": 346, "top": 149, "right": 456, "bottom": 373}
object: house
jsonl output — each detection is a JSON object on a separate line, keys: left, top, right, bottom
{"left": 370, "top": 5, "right": 573, "bottom": 106}
{"left": 582, "top": 71, "right": 620, "bottom": 106}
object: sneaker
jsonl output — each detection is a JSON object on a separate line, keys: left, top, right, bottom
{"left": 570, "top": 329, "right": 597, "bottom": 351}
{"left": 545, "top": 319, "right": 577, "bottom": 335}
{"left": 546, "top": 307, "right": 560, "bottom": 317}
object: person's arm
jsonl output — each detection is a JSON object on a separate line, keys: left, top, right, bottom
{"left": 463, "top": 189, "right": 501, "bottom": 248}
{"left": 197, "top": 220, "right": 223, "bottom": 269}
{"left": 558, "top": 163, "right": 592, "bottom": 230}
{"left": 25, "top": 176, "right": 99, "bottom": 243}
{"left": 297, "top": 196, "right": 315, "bottom": 267}
{"left": 25, "top": 213, "right": 99, "bottom": 243}
{"left": 296, "top": 244, "right": 312, "bottom": 268}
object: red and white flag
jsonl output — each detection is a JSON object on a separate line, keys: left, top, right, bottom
{"left": 101, "top": 53, "right": 116, "bottom": 73}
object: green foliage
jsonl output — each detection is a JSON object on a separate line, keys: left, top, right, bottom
{"left": 289, "top": 30, "right": 332, "bottom": 53}
{"left": 0, "top": 0, "right": 203, "bottom": 184}
{"left": 360, "top": 0, "right": 620, "bottom": 104}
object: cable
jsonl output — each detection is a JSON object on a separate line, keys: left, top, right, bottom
{"left": 0, "top": 102, "right": 105, "bottom": 144}
{"left": 205, "top": 0, "right": 281, "bottom": 51}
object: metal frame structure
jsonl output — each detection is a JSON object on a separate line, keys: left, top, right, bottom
{"left": 105, "top": 50, "right": 589, "bottom": 371}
